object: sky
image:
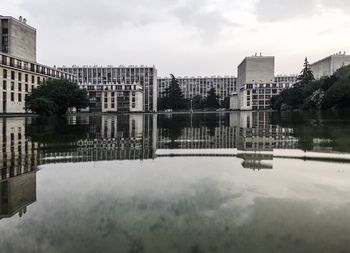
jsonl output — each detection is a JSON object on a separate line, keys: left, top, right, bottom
{"left": 2, "top": 0, "right": 350, "bottom": 77}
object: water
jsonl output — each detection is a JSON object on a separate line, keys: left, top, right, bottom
{"left": 1, "top": 111, "right": 350, "bottom": 253}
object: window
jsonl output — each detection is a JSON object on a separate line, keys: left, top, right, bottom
{"left": 3, "top": 69, "right": 7, "bottom": 79}
{"left": 11, "top": 71, "right": 15, "bottom": 80}
{"left": 25, "top": 74, "right": 28, "bottom": 82}
{"left": 31, "top": 75, "right": 35, "bottom": 83}
{"left": 18, "top": 73, "right": 22, "bottom": 81}
{"left": 11, "top": 82, "right": 14, "bottom": 91}
{"left": 37, "top": 77, "right": 40, "bottom": 84}
{"left": 104, "top": 103, "right": 108, "bottom": 108}
{"left": 10, "top": 93, "right": 14, "bottom": 101}
{"left": 25, "top": 84, "right": 28, "bottom": 92}
{"left": 3, "top": 81, "right": 6, "bottom": 90}
{"left": 18, "top": 83, "right": 22, "bottom": 91}
{"left": 18, "top": 93, "right": 22, "bottom": 102}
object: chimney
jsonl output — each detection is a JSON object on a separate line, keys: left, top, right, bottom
{"left": 19, "top": 16, "right": 23, "bottom": 22}
{"left": 23, "top": 18, "right": 27, "bottom": 24}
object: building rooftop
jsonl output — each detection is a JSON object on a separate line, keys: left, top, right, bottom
{"left": 62, "top": 65, "right": 156, "bottom": 69}
{"left": 0, "top": 15, "right": 36, "bottom": 31}
{"left": 311, "top": 52, "right": 349, "bottom": 66}
{"left": 158, "top": 76, "right": 236, "bottom": 79}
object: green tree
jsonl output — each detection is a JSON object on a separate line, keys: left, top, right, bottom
{"left": 296, "top": 57, "right": 315, "bottom": 87}
{"left": 221, "top": 97, "right": 230, "bottom": 109}
{"left": 205, "top": 88, "right": 220, "bottom": 109}
{"left": 325, "top": 80, "right": 350, "bottom": 108}
{"left": 158, "top": 74, "right": 187, "bottom": 110}
{"left": 192, "top": 95, "right": 205, "bottom": 110}
{"left": 25, "top": 79, "right": 89, "bottom": 115}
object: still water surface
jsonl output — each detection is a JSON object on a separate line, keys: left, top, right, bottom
{"left": 1, "top": 111, "right": 350, "bottom": 253}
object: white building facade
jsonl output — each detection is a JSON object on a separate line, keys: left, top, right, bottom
{"left": 60, "top": 66, "right": 158, "bottom": 112}
{"left": 231, "top": 56, "right": 295, "bottom": 111}
{"left": 310, "top": 53, "right": 350, "bottom": 80}
{"left": 0, "top": 15, "right": 75, "bottom": 114}
{"left": 157, "top": 76, "right": 236, "bottom": 103}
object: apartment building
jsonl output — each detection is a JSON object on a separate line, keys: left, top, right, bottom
{"left": 275, "top": 74, "right": 298, "bottom": 85}
{"left": 310, "top": 52, "right": 350, "bottom": 79}
{"left": 231, "top": 55, "right": 292, "bottom": 111}
{"left": 157, "top": 76, "right": 236, "bottom": 103}
{"left": 0, "top": 15, "right": 75, "bottom": 113}
{"left": 60, "top": 66, "right": 157, "bottom": 112}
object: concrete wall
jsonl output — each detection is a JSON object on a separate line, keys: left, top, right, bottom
{"left": 229, "top": 93, "right": 239, "bottom": 110}
{"left": 238, "top": 56, "right": 275, "bottom": 85}
{"left": 7, "top": 19, "right": 36, "bottom": 62}
{"left": 311, "top": 55, "right": 350, "bottom": 80}
{"left": 130, "top": 90, "right": 143, "bottom": 112}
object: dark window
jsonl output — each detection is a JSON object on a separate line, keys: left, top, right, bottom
{"left": 2, "top": 81, "right": 6, "bottom": 90}
{"left": 11, "top": 71, "right": 15, "bottom": 80}
{"left": 10, "top": 93, "right": 14, "bottom": 101}
{"left": 18, "top": 93, "right": 22, "bottom": 102}
{"left": 3, "top": 69, "right": 7, "bottom": 79}
{"left": 11, "top": 82, "right": 14, "bottom": 91}
{"left": 25, "top": 84, "right": 28, "bottom": 92}
{"left": 18, "top": 73, "right": 22, "bottom": 81}
{"left": 18, "top": 83, "right": 22, "bottom": 91}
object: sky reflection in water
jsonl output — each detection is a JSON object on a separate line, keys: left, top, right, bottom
{"left": 0, "top": 111, "right": 350, "bottom": 253}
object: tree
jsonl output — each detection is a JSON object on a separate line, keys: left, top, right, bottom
{"left": 221, "top": 97, "right": 230, "bottom": 109}
{"left": 325, "top": 80, "right": 350, "bottom": 108}
{"left": 296, "top": 57, "right": 314, "bottom": 87}
{"left": 25, "top": 79, "right": 89, "bottom": 115}
{"left": 158, "top": 74, "right": 187, "bottom": 110}
{"left": 192, "top": 95, "right": 205, "bottom": 110}
{"left": 205, "top": 88, "right": 220, "bottom": 109}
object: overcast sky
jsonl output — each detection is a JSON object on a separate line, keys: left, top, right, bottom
{"left": 3, "top": 0, "right": 350, "bottom": 77}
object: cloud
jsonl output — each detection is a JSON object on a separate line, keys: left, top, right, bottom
{"left": 20, "top": 0, "right": 171, "bottom": 31}
{"left": 172, "top": 0, "right": 240, "bottom": 41}
{"left": 254, "top": 0, "right": 318, "bottom": 22}
{"left": 254, "top": 0, "right": 350, "bottom": 22}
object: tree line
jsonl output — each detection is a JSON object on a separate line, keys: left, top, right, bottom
{"left": 158, "top": 74, "right": 228, "bottom": 111}
{"left": 271, "top": 58, "right": 350, "bottom": 111}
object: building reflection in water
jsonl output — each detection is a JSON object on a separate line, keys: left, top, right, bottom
{"left": 0, "top": 118, "right": 38, "bottom": 220}
{"left": 0, "top": 112, "right": 301, "bottom": 219}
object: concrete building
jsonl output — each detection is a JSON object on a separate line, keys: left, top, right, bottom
{"left": 0, "top": 15, "right": 36, "bottom": 62}
{"left": 231, "top": 55, "right": 292, "bottom": 111}
{"left": 0, "top": 15, "right": 75, "bottom": 114}
{"left": 157, "top": 76, "right": 236, "bottom": 103}
{"left": 275, "top": 74, "right": 298, "bottom": 85}
{"left": 310, "top": 52, "right": 350, "bottom": 79}
{"left": 0, "top": 52, "right": 75, "bottom": 113}
{"left": 60, "top": 66, "right": 157, "bottom": 112}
